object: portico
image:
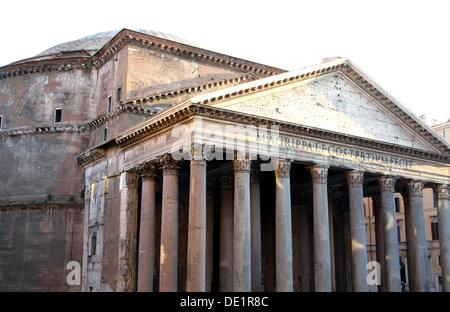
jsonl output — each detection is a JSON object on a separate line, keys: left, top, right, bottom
{"left": 78, "top": 58, "right": 450, "bottom": 292}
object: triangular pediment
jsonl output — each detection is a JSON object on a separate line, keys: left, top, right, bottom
{"left": 191, "top": 58, "right": 450, "bottom": 155}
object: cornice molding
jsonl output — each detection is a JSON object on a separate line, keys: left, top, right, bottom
{"left": 91, "top": 29, "right": 285, "bottom": 76}
{"left": 87, "top": 104, "right": 159, "bottom": 130}
{"left": 0, "top": 57, "right": 90, "bottom": 80}
{"left": 113, "top": 103, "right": 450, "bottom": 163}
{"left": 75, "top": 148, "right": 105, "bottom": 167}
{"left": 339, "top": 63, "right": 449, "bottom": 155}
{"left": 0, "top": 124, "right": 88, "bottom": 138}
{"left": 188, "top": 59, "right": 449, "bottom": 155}
{"left": 123, "top": 73, "right": 257, "bottom": 106}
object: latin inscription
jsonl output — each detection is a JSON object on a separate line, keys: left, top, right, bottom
{"left": 256, "top": 133, "right": 413, "bottom": 168}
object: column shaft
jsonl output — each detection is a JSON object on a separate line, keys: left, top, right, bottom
{"left": 206, "top": 183, "right": 214, "bottom": 292}
{"left": 159, "top": 155, "right": 179, "bottom": 292}
{"left": 250, "top": 171, "right": 262, "bottom": 292}
{"left": 405, "top": 181, "right": 430, "bottom": 292}
{"left": 219, "top": 176, "right": 234, "bottom": 292}
{"left": 117, "top": 171, "right": 139, "bottom": 292}
{"left": 233, "top": 156, "right": 251, "bottom": 292}
{"left": 435, "top": 185, "right": 450, "bottom": 292}
{"left": 137, "top": 164, "right": 156, "bottom": 292}
{"left": 307, "top": 165, "right": 332, "bottom": 292}
{"left": 373, "top": 196, "right": 387, "bottom": 292}
{"left": 347, "top": 170, "right": 369, "bottom": 292}
{"left": 187, "top": 157, "right": 207, "bottom": 292}
{"left": 378, "top": 175, "right": 401, "bottom": 292}
{"left": 275, "top": 159, "right": 293, "bottom": 292}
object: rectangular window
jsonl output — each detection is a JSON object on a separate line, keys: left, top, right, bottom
{"left": 443, "top": 130, "right": 448, "bottom": 139}
{"left": 431, "top": 221, "right": 439, "bottom": 240}
{"left": 0, "top": 115, "right": 3, "bottom": 129}
{"left": 108, "top": 96, "right": 112, "bottom": 113}
{"left": 104, "top": 127, "right": 108, "bottom": 141}
{"left": 117, "top": 88, "right": 122, "bottom": 103}
{"left": 55, "top": 108, "right": 62, "bottom": 123}
{"left": 395, "top": 197, "right": 401, "bottom": 213}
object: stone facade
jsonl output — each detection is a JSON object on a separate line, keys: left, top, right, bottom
{"left": 0, "top": 28, "right": 449, "bottom": 292}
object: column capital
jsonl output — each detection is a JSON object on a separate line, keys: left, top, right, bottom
{"left": 160, "top": 153, "right": 181, "bottom": 175}
{"left": 220, "top": 175, "right": 233, "bottom": 190}
{"left": 233, "top": 153, "right": 251, "bottom": 172}
{"left": 138, "top": 162, "right": 157, "bottom": 181}
{"left": 434, "top": 184, "right": 449, "bottom": 200}
{"left": 378, "top": 175, "right": 397, "bottom": 192}
{"left": 274, "top": 158, "right": 293, "bottom": 179}
{"left": 407, "top": 180, "right": 425, "bottom": 197}
{"left": 307, "top": 164, "right": 329, "bottom": 184}
{"left": 346, "top": 170, "right": 364, "bottom": 188}
{"left": 190, "top": 142, "right": 206, "bottom": 162}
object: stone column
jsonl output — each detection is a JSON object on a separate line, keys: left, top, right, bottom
{"left": 206, "top": 183, "right": 214, "bottom": 292}
{"left": 346, "top": 170, "right": 369, "bottom": 292}
{"left": 137, "top": 163, "right": 157, "bottom": 292}
{"left": 378, "top": 175, "right": 401, "bottom": 292}
{"left": 159, "top": 154, "right": 180, "bottom": 292}
{"left": 219, "top": 176, "right": 233, "bottom": 292}
{"left": 187, "top": 144, "right": 207, "bottom": 292}
{"left": 404, "top": 180, "right": 430, "bottom": 292}
{"left": 275, "top": 159, "right": 293, "bottom": 292}
{"left": 307, "top": 165, "right": 332, "bottom": 292}
{"left": 435, "top": 185, "right": 450, "bottom": 292}
{"left": 117, "top": 171, "right": 139, "bottom": 292}
{"left": 233, "top": 154, "right": 251, "bottom": 292}
{"left": 373, "top": 195, "right": 386, "bottom": 292}
{"left": 299, "top": 204, "right": 310, "bottom": 292}
{"left": 250, "top": 170, "right": 262, "bottom": 292}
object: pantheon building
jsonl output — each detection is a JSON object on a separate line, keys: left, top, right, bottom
{"left": 0, "top": 29, "right": 448, "bottom": 292}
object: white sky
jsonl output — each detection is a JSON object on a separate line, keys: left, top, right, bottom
{"left": 1, "top": 0, "right": 449, "bottom": 124}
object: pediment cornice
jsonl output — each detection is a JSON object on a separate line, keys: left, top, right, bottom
{"left": 189, "top": 58, "right": 450, "bottom": 155}
{"left": 91, "top": 29, "right": 285, "bottom": 76}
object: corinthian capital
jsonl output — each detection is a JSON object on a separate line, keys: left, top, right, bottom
{"left": 274, "top": 158, "right": 293, "bottom": 179}
{"left": 434, "top": 184, "right": 449, "bottom": 200}
{"left": 346, "top": 170, "right": 364, "bottom": 188}
{"left": 138, "top": 162, "right": 157, "bottom": 181}
{"left": 378, "top": 175, "right": 397, "bottom": 192}
{"left": 159, "top": 153, "right": 181, "bottom": 175}
{"left": 190, "top": 142, "right": 206, "bottom": 161}
{"left": 307, "top": 165, "right": 328, "bottom": 184}
{"left": 407, "top": 180, "right": 425, "bottom": 197}
{"left": 233, "top": 153, "right": 251, "bottom": 172}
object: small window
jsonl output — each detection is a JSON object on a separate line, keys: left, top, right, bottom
{"left": 395, "top": 197, "right": 401, "bottom": 213}
{"left": 108, "top": 96, "right": 112, "bottom": 113}
{"left": 431, "top": 221, "right": 439, "bottom": 240}
{"left": 54, "top": 108, "right": 62, "bottom": 123}
{"left": 443, "top": 130, "right": 448, "bottom": 139}
{"left": 117, "top": 88, "right": 122, "bottom": 103}
{"left": 0, "top": 115, "right": 3, "bottom": 129}
{"left": 104, "top": 127, "right": 108, "bottom": 141}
